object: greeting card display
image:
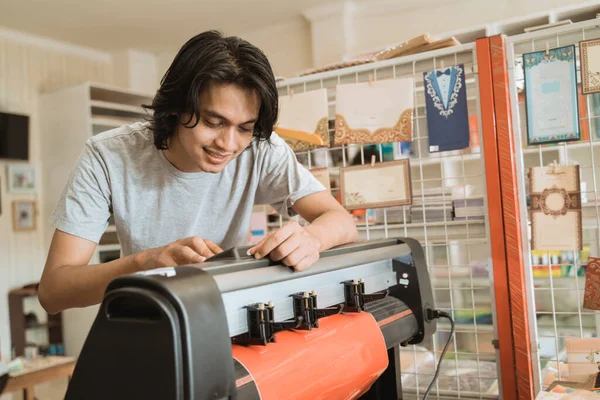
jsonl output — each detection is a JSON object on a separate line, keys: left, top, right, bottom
{"left": 580, "top": 38, "right": 600, "bottom": 94}
{"left": 583, "top": 257, "right": 600, "bottom": 311}
{"left": 423, "top": 64, "right": 470, "bottom": 152}
{"left": 529, "top": 165, "right": 582, "bottom": 251}
{"left": 278, "top": 89, "right": 330, "bottom": 152}
{"left": 523, "top": 45, "right": 580, "bottom": 144}
{"left": 340, "top": 160, "right": 412, "bottom": 210}
{"left": 335, "top": 78, "right": 414, "bottom": 145}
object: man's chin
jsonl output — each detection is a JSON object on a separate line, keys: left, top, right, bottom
{"left": 198, "top": 160, "right": 228, "bottom": 173}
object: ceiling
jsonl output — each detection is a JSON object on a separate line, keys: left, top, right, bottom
{"left": 0, "top": 0, "right": 342, "bottom": 53}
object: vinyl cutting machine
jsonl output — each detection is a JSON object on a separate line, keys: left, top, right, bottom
{"left": 65, "top": 238, "right": 437, "bottom": 400}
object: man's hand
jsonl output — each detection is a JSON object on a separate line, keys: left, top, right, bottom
{"left": 249, "top": 221, "right": 321, "bottom": 271}
{"left": 134, "top": 236, "right": 223, "bottom": 271}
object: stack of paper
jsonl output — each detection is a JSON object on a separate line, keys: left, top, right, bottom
{"left": 411, "top": 188, "right": 453, "bottom": 223}
{"left": 453, "top": 198, "right": 485, "bottom": 221}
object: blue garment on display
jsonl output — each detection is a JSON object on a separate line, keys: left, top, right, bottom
{"left": 423, "top": 64, "right": 470, "bottom": 153}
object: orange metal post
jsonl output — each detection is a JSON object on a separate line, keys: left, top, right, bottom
{"left": 489, "top": 34, "right": 535, "bottom": 400}
{"left": 475, "top": 37, "right": 518, "bottom": 399}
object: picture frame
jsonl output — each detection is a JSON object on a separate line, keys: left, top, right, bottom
{"left": 340, "top": 159, "right": 412, "bottom": 210}
{"left": 12, "top": 200, "right": 37, "bottom": 232}
{"left": 580, "top": 38, "right": 600, "bottom": 94}
{"left": 523, "top": 45, "right": 580, "bottom": 145}
{"left": 7, "top": 164, "right": 36, "bottom": 194}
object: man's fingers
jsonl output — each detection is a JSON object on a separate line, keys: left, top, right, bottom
{"left": 186, "top": 236, "right": 215, "bottom": 258}
{"left": 205, "top": 240, "right": 224, "bottom": 255}
{"left": 172, "top": 245, "right": 205, "bottom": 265}
{"left": 280, "top": 245, "right": 309, "bottom": 267}
{"left": 270, "top": 233, "right": 302, "bottom": 262}
{"left": 252, "top": 222, "right": 300, "bottom": 259}
{"left": 292, "top": 253, "right": 319, "bottom": 272}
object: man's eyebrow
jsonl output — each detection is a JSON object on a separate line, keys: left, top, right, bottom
{"left": 202, "top": 109, "right": 257, "bottom": 125}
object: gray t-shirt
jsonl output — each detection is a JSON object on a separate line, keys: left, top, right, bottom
{"left": 50, "top": 122, "right": 325, "bottom": 256}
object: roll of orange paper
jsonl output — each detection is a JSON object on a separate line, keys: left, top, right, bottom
{"left": 232, "top": 311, "right": 389, "bottom": 400}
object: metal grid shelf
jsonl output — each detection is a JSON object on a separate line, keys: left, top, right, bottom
{"left": 506, "top": 18, "right": 600, "bottom": 394}
{"left": 274, "top": 41, "right": 499, "bottom": 399}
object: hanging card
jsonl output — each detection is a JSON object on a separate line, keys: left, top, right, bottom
{"left": 529, "top": 165, "right": 582, "bottom": 251}
{"left": 340, "top": 159, "right": 412, "bottom": 210}
{"left": 583, "top": 257, "right": 600, "bottom": 311}
{"left": 523, "top": 45, "right": 580, "bottom": 144}
{"left": 278, "top": 89, "right": 330, "bottom": 152}
{"left": 580, "top": 39, "right": 600, "bottom": 94}
{"left": 423, "top": 64, "right": 470, "bottom": 152}
{"left": 565, "top": 337, "right": 600, "bottom": 377}
{"left": 334, "top": 78, "right": 414, "bottom": 145}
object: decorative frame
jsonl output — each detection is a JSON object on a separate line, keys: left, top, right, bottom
{"left": 339, "top": 159, "right": 412, "bottom": 210}
{"left": 523, "top": 45, "right": 580, "bottom": 145}
{"left": 529, "top": 165, "right": 582, "bottom": 251}
{"left": 7, "top": 164, "right": 36, "bottom": 194}
{"left": 580, "top": 38, "right": 600, "bottom": 94}
{"left": 12, "top": 200, "right": 37, "bottom": 232}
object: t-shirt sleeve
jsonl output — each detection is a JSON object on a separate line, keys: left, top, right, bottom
{"left": 255, "top": 133, "right": 326, "bottom": 217}
{"left": 49, "top": 139, "right": 112, "bottom": 243}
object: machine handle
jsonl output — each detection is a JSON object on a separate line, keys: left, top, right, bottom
{"left": 206, "top": 246, "right": 254, "bottom": 261}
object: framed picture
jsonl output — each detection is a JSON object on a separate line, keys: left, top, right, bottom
{"left": 580, "top": 38, "right": 600, "bottom": 94}
{"left": 340, "top": 159, "right": 412, "bottom": 210}
{"left": 12, "top": 200, "right": 37, "bottom": 232}
{"left": 523, "top": 45, "right": 580, "bottom": 145}
{"left": 7, "top": 164, "right": 36, "bottom": 194}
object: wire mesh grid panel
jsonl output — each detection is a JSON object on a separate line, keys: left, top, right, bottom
{"left": 270, "top": 44, "right": 501, "bottom": 399}
{"left": 506, "top": 20, "right": 600, "bottom": 393}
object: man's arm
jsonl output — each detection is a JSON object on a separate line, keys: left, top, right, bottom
{"left": 39, "top": 230, "right": 222, "bottom": 314}
{"left": 293, "top": 191, "right": 357, "bottom": 251}
{"left": 249, "top": 191, "right": 357, "bottom": 270}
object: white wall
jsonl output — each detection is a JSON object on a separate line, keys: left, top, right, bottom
{"left": 305, "top": 0, "right": 599, "bottom": 68}
{"left": 350, "top": 0, "right": 597, "bottom": 56}
{"left": 157, "top": 17, "right": 314, "bottom": 81}
{"left": 0, "top": 26, "right": 113, "bottom": 362}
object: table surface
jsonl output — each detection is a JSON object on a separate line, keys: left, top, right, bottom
{"left": 9, "top": 356, "right": 76, "bottom": 377}
{"left": 4, "top": 356, "right": 76, "bottom": 397}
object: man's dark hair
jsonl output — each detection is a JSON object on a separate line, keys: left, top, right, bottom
{"left": 144, "top": 30, "right": 278, "bottom": 150}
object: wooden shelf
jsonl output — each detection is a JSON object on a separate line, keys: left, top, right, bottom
{"left": 98, "top": 244, "right": 121, "bottom": 252}
{"left": 91, "top": 116, "right": 137, "bottom": 128}
{"left": 356, "top": 220, "right": 486, "bottom": 231}
{"left": 104, "top": 225, "right": 117, "bottom": 233}
{"left": 90, "top": 100, "right": 146, "bottom": 115}
{"left": 26, "top": 321, "right": 61, "bottom": 330}
{"left": 523, "top": 140, "right": 600, "bottom": 154}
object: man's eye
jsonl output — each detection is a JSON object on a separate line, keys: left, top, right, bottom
{"left": 239, "top": 126, "right": 253, "bottom": 133}
{"left": 205, "top": 119, "right": 222, "bottom": 128}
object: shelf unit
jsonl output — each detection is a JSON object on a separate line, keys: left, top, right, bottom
{"left": 273, "top": 39, "right": 499, "bottom": 397}
{"left": 8, "top": 284, "right": 63, "bottom": 358}
{"left": 39, "top": 82, "right": 154, "bottom": 357}
{"left": 40, "top": 82, "right": 153, "bottom": 264}
{"left": 503, "top": 18, "right": 600, "bottom": 393}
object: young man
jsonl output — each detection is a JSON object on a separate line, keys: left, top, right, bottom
{"left": 39, "top": 31, "right": 357, "bottom": 314}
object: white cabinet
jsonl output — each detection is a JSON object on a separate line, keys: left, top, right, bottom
{"left": 40, "top": 82, "right": 153, "bottom": 263}
{"left": 39, "top": 83, "right": 153, "bottom": 358}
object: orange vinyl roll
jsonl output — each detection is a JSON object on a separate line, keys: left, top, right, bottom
{"left": 232, "top": 312, "right": 389, "bottom": 400}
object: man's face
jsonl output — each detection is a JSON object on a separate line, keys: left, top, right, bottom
{"left": 175, "top": 82, "right": 260, "bottom": 173}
